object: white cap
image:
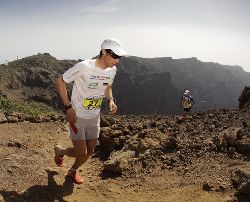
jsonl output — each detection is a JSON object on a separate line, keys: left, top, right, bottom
{"left": 184, "top": 90, "right": 190, "bottom": 94}
{"left": 101, "top": 38, "right": 128, "bottom": 57}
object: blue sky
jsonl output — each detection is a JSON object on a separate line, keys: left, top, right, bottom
{"left": 1, "top": 0, "right": 250, "bottom": 72}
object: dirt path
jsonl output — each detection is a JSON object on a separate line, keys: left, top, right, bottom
{"left": 0, "top": 122, "right": 237, "bottom": 201}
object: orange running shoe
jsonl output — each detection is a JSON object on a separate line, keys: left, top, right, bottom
{"left": 54, "top": 145, "right": 64, "bottom": 167}
{"left": 67, "top": 168, "right": 84, "bottom": 184}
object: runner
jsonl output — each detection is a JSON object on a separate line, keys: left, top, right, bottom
{"left": 181, "top": 89, "right": 195, "bottom": 115}
{"left": 54, "top": 38, "right": 128, "bottom": 184}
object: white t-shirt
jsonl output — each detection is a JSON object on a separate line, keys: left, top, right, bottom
{"left": 63, "top": 59, "right": 117, "bottom": 119}
{"left": 182, "top": 95, "right": 194, "bottom": 108}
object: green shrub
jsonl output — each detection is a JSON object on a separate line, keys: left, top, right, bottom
{"left": 0, "top": 97, "right": 60, "bottom": 117}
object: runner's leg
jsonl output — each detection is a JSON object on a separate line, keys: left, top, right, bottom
{"left": 71, "top": 139, "right": 88, "bottom": 170}
{"left": 86, "top": 138, "right": 98, "bottom": 156}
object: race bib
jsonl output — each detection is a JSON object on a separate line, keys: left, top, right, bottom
{"left": 82, "top": 97, "right": 103, "bottom": 110}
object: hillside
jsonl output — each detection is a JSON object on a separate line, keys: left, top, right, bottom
{"left": 0, "top": 53, "right": 77, "bottom": 108}
{"left": 0, "top": 53, "right": 250, "bottom": 115}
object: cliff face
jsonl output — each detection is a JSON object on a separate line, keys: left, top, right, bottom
{"left": 113, "top": 70, "right": 180, "bottom": 115}
{"left": 117, "top": 56, "right": 250, "bottom": 113}
{"left": 0, "top": 53, "right": 249, "bottom": 115}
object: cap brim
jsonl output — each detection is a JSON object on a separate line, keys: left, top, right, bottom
{"left": 111, "top": 48, "right": 129, "bottom": 57}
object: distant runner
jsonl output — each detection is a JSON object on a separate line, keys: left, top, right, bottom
{"left": 181, "top": 90, "right": 195, "bottom": 114}
{"left": 55, "top": 38, "right": 128, "bottom": 184}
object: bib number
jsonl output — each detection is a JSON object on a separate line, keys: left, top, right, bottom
{"left": 83, "top": 98, "right": 103, "bottom": 110}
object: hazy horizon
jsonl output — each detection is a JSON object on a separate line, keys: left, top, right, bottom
{"left": 1, "top": 0, "right": 250, "bottom": 72}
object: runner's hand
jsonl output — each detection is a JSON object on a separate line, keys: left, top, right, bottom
{"left": 109, "top": 100, "right": 117, "bottom": 114}
{"left": 66, "top": 108, "right": 76, "bottom": 123}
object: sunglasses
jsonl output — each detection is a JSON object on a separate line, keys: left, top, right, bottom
{"left": 106, "top": 49, "right": 121, "bottom": 59}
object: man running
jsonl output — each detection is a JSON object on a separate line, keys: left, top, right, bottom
{"left": 55, "top": 38, "right": 128, "bottom": 184}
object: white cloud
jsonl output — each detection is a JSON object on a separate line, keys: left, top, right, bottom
{"left": 79, "top": 0, "right": 122, "bottom": 21}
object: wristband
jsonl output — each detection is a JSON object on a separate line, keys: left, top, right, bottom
{"left": 108, "top": 98, "right": 115, "bottom": 102}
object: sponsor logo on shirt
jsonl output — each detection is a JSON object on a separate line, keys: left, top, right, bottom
{"left": 88, "top": 82, "right": 98, "bottom": 89}
{"left": 90, "top": 75, "right": 111, "bottom": 80}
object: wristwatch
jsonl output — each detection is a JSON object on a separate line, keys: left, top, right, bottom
{"left": 64, "top": 103, "right": 72, "bottom": 113}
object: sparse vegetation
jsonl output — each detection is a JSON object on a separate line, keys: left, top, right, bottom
{"left": 0, "top": 97, "right": 60, "bottom": 117}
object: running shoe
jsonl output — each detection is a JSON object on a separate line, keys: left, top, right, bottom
{"left": 67, "top": 168, "right": 84, "bottom": 184}
{"left": 54, "top": 144, "right": 64, "bottom": 167}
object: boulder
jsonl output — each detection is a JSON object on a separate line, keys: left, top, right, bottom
{"left": 103, "top": 150, "right": 135, "bottom": 174}
{"left": 0, "top": 112, "right": 7, "bottom": 123}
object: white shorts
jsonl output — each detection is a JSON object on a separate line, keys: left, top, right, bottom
{"left": 68, "top": 115, "right": 100, "bottom": 141}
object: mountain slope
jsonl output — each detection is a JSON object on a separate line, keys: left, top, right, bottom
{"left": 117, "top": 56, "right": 250, "bottom": 112}
{"left": 0, "top": 53, "right": 249, "bottom": 115}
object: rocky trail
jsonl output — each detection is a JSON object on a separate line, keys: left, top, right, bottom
{"left": 0, "top": 109, "right": 249, "bottom": 202}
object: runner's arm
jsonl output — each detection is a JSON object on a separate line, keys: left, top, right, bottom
{"left": 56, "top": 75, "right": 71, "bottom": 106}
{"left": 105, "top": 85, "right": 117, "bottom": 114}
{"left": 56, "top": 75, "right": 76, "bottom": 122}
{"left": 104, "top": 85, "right": 114, "bottom": 100}
{"left": 181, "top": 96, "right": 184, "bottom": 107}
